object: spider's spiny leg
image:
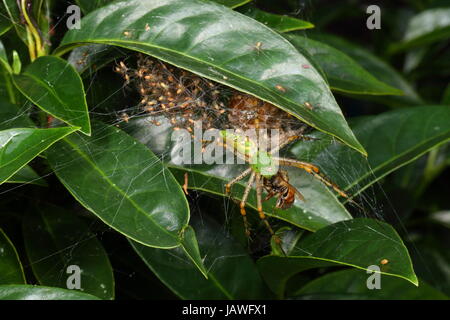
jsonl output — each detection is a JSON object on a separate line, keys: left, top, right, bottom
{"left": 225, "top": 168, "right": 252, "bottom": 194}
{"left": 270, "top": 128, "right": 316, "bottom": 155}
{"left": 275, "top": 158, "right": 352, "bottom": 199}
{"left": 240, "top": 171, "right": 256, "bottom": 238}
{"left": 270, "top": 135, "right": 301, "bottom": 155}
{"left": 255, "top": 173, "right": 282, "bottom": 246}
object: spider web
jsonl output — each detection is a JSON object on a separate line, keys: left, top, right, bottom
{"left": 0, "top": 1, "right": 439, "bottom": 299}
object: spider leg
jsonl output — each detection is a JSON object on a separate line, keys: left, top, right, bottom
{"left": 255, "top": 172, "right": 282, "bottom": 246}
{"left": 239, "top": 171, "right": 256, "bottom": 238}
{"left": 270, "top": 128, "right": 317, "bottom": 155}
{"left": 225, "top": 168, "right": 252, "bottom": 194}
{"left": 274, "top": 157, "right": 352, "bottom": 199}
{"left": 270, "top": 135, "right": 301, "bottom": 155}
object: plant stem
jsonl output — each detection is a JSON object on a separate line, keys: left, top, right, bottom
{"left": 21, "top": 0, "right": 45, "bottom": 60}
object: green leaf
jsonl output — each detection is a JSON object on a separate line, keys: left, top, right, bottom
{"left": 210, "top": 0, "right": 252, "bottom": 9}
{"left": 239, "top": 5, "right": 314, "bottom": 33}
{"left": 123, "top": 117, "right": 352, "bottom": 233}
{"left": 409, "top": 232, "right": 450, "bottom": 296}
{"left": 0, "top": 3, "right": 13, "bottom": 36}
{"left": 392, "top": 7, "right": 450, "bottom": 52}
{"left": 288, "top": 106, "right": 450, "bottom": 196}
{"left": 11, "top": 50, "right": 20, "bottom": 74}
{"left": 131, "top": 215, "right": 269, "bottom": 299}
{"left": 270, "top": 226, "right": 304, "bottom": 256}
{"left": 0, "top": 66, "right": 20, "bottom": 104}
{"left": 180, "top": 226, "right": 208, "bottom": 279}
{"left": 67, "top": 44, "right": 122, "bottom": 76}
{"left": 0, "top": 285, "right": 100, "bottom": 300}
{"left": 46, "top": 121, "right": 189, "bottom": 249}
{"left": 442, "top": 83, "right": 450, "bottom": 105}
{"left": 0, "top": 40, "right": 12, "bottom": 74}
{"left": 0, "top": 100, "right": 34, "bottom": 129}
{"left": 6, "top": 165, "right": 46, "bottom": 186}
{"left": 257, "top": 218, "right": 418, "bottom": 298}
{"left": 75, "top": 0, "right": 114, "bottom": 14}
{"left": 56, "top": 0, "right": 366, "bottom": 156}
{"left": 1, "top": 0, "right": 27, "bottom": 45}
{"left": 22, "top": 204, "right": 115, "bottom": 300}
{"left": 293, "top": 269, "right": 447, "bottom": 300}
{"left": 0, "top": 229, "right": 26, "bottom": 284}
{"left": 285, "top": 35, "right": 403, "bottom": 96}
{"left": 0, "top": 127, "right": 79, "bottom": 185}
{"left": 13, "top": 56, "right": 91, "bottom": 135}
{"left": 309, "top": 33, "right": 424, "bottom": 107}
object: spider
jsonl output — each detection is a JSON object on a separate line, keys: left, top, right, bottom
{"left": 219, "top": 127, "right": 355, "bottom": 245}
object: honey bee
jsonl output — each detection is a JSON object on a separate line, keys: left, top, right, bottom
{"left": 263, "top": 170, "right": 304, "bottom": 209}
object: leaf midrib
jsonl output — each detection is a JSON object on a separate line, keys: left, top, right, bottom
{"left": 62, "top": 137, "right": 180, "bottom": 241}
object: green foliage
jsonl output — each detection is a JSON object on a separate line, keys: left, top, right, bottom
{"left": 0, "top": 0, "right": 448, "bottom": 300}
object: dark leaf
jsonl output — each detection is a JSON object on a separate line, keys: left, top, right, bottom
{"left": 0, "top": 229, "right": 26, "bottom": 284}
{"left": 257, "top": 218, "right": 418, "bottom": 297}
{"left": 23, "top": 204, "right": 115, "bottom": 300}
{"left": 13, "top": 56, "right": 91, "bottom": 135}
{"left": 46, "top": 121, "right": 189, "bottom": 249}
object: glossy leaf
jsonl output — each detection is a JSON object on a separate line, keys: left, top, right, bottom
{"left": 0, "top": 127, "right": 78, "bottom": 185}
{"left": 257, "top": 218, "right": 417, "bottom": 298}
{"left": 22, "top": 205, "right": 115, "bottom": 300}
{"left": 0, "top": 285, "right": 100, "bottom": 300}
{"left": 11, "top": 50, "right": 20, "bottom": 74}
{"left": 6, "top": 165, "right": 46, "bottom": 186}
{"left": 0, "top": 72, "right": 20, "bottom": 105}
{"left": 131, "top": 214, "right": 269, "bottom": 299}
{"left": 123, "top": 117, "right": 352, "bottom": 233}
{"left": 1, "top": 0, "right": 27, "bottom": 45}
{"left": 46, "top": 121, "right": 189, "bottom": 249}
{"left": 0, "top": 229, "right": 26, "bottom": 284}
{"left": 409, "top": 233, "right": 450, "bottom": 296}
{"left": 13, "top": 56, "right": 91, "bottom": 135}
{"left": 67, "top": 44, "right": 123, "bottom": 76}
{"left": 285, "top": 35, "right": 402, "bottom": 96}
{"left": 288, "top": 106, "right": 450, "bottom": 196}
{"left": 211, "top": 0, "right": 252, "bottom": 9}
{"left": 294, "top": 269, "right": 447, "bottom": 300}
{"left": 0, "top": 3, "right": 12, "bottom": 36}
{"left": 0, "top": 100, "right": 34, "bottom": 129}
{"left": 180, "top": 226, "right": 208, "bottom": 278}
{"left": 75, "top": 0, "right": 114, "bottom": 14}
{"left": 56, "top": 0, "right": 366, "bottom": 156}
{"left": 392, "top": 7, "right": 450, "bottom": 52}
{"left": 0, "top": 40, "right": 12, "bottom": 74}
{"left": 240, "top": 5, "right": 314, "bottom": 33}
{"left": 309, "top": 33, "right": 424, "bottom": 107}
